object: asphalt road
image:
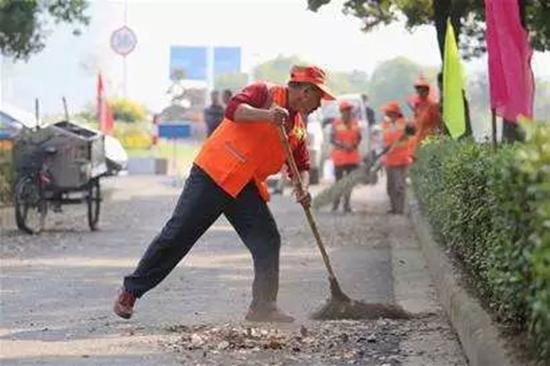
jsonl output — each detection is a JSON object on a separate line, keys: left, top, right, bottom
{"left": 0, "top": 175, "right": 467, "bottom": 366}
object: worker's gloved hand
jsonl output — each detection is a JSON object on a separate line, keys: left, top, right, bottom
{"left": 295, "top": 189, "right": 312, "bottom": 207}
{"left": 268, "top": 106, "right": 290, "bottom": 127}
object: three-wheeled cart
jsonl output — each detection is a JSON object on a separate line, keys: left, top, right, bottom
{"left": 12, "top": 121, "right": 108, "bottom": 234}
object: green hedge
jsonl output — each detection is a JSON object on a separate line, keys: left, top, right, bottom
{"left": 410, "top": 125, "right": 550, "bottom": 362}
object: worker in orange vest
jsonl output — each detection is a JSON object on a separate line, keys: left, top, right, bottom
{"left": 412, "top": 76, "right": 440, "bottom": 144}
{"left": 114, "top": 66, "right": 335, "bottom": 323}
{"left": 380, "top": 101, "right": 415, "bottom": 215}
{"left": 330, "top": 100, "right": 362, "bottom": 212}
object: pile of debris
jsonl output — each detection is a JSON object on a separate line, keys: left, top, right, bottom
{"left": 162, "top": 320, "right": 404, "bottom": 365}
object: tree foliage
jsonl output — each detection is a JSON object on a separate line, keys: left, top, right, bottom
{"left": 214, "top": 72, "right": 249, "bottom": 92}
{"left": 308, "top": 0, "right": 550, "bottom": 59}
{"left": 0, "top": 0, "right": 90, "bottom": 60}
{"left": 252, "top": 55, "right": 371, "bottom": 95}
{"left": 369, "top": 56, "right": 437, "bottom": 117}
{"left": 244, "top": 55, "right": 438, "bottom": 115}
{"left": 326, "top": 69, "right": 370, "bottom": 95}
{"left": 109, "top": 98, "right": 147, "bottom": 123}
{"left": 253, "top": 55, "right": 305, "bottom": 84}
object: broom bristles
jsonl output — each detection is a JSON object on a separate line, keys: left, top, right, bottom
{"left": 311, "top": 299, "right": 411, "bottom": 320}
{"left": 311, "top": 277, "right": 411, "bottom": 320}
{"left": 312, "top": 161, "right": 382, "bottom": 210}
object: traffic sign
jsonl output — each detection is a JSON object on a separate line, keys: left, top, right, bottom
{"left": 170, "top": 47, "right": 207, "bottom": 81}
{"left": 110, "top": 26, "right": 137, "bottom": 56}
{"left": 158, "top": 123, "right": 192, "bottom": 139}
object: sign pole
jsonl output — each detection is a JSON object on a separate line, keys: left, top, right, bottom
{"left": 123, "top": 55, "right": 127, "bottom": 98}
{"left": 110, "top": 13, "right": 137, "bottom": 99}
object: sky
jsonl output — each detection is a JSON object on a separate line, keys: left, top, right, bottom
{"left": 1, "top": 0, "right": 549, "bottom": 115}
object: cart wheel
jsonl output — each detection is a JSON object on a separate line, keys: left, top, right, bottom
{"left": 87, "top": 179, "right": 101, "bottom": 231}
{"left": 14, "top": 176, "right": 47, "bottom": 234}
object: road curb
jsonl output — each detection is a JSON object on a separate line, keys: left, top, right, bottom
{"left": 408, "top": 198, "right": 517, "bottom": 366}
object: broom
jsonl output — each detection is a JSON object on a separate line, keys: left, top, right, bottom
{"left": 277, "top": 124, "right": 409, "bottom": 320}
{"left": 312, "top": 123, "right": 417, "bottom": 211}
{"left": 311, "top": 147, "right": 388, "bottom": 211}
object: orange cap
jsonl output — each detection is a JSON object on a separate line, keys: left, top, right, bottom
{"left": 381, "top": 100, "right": 403, "bottom": 116}
{"left": 290, "top": 65, "right": 336, "bottom": 100}
{"left": 414, "top": 75, "right": 430, "bottom": 89}
{"left": 339, "top": 100, "right": 353, "bottom": 111}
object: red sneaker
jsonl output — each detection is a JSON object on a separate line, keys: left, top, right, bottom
{"left": 113, "top": 289, "right": 136, "bottom": 319}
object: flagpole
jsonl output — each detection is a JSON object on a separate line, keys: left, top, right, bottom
{"left": 62, "top": 97, "right": 70, "bottom": 121}
{"left": 34, "top": 98, "right": 40, "bottom": 128}
{"left": 491, "top": 108, "right": 497, "bottom": 149}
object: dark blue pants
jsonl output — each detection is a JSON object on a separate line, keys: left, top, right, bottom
{"left": 124, "top": 165, "right": 281, "bottom": 309}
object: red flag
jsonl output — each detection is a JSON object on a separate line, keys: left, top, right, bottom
{"left": 97, "top": 73, "right": 114, "bottom": 135}
{"left": 485, "top": 0, "right": 534, "bottom": 122}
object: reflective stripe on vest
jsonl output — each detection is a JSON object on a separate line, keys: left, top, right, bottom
{"left": 194, "top": 85, "right": 306, "bottom": 201}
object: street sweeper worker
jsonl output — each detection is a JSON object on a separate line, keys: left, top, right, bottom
{"left": 330, "top": 100, "right": 362, "bottom": 212}
{"left": 380, "top": 101, "right": 416, "bottom": 215}
{"left": 412, "top": 76, "right": 440, "bottom": 144}
{"left": 114, "top": 65, "right": 336, "bottom": 323}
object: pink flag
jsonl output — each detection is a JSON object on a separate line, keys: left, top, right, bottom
{"left": 485, "top": 0, "right": 534, "bottom": 122}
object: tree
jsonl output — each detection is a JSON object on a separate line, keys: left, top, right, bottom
{"left": 0, "top": 0, "right": 89, "bottom": 60}
{"left": 214, "top": 72, "right": 249, "bottom": 92}
{"left": 109, "top": 98, "right": 147, "bottom": 123}
{"left": 369, "top": 57, "right": 437, "bottom": 117}
{"left": 253, "top": 55, "right": 306, "bottom": 84}
{"left": 327, "top": 69, "right": 370, "bottom": 95}
{"left": 252, "top": 55, "right": 371, "bottom": 95}
{"left": 310, "top": 0, "right": 509, "bottom": 137}
{"left": 307, "top": 0, "right": 550, "bottom": 60}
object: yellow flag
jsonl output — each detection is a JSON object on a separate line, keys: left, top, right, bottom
{"left": 443, "top": 19, "right": 466, "bottom": 139}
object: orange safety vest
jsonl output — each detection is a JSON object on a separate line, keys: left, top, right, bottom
{"left": 381, "top": 118, "right": 414, "bottom": 167}
{"left": 330, "top": 119, "right": 361, "bottom": 167}
{"left": 195, "top": 85, "right": 307, "bottom": 201}
{"left": 414, "top": 98, "right": 440, "bottom": 143}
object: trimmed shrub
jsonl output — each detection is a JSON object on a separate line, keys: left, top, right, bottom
{"left": 410, "top": 125, "right": 550, "bottom": 362}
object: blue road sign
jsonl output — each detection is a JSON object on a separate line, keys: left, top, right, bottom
{"left": 169, "top": 46, "right": 242, "bottom": 81}
{"left": 170, "top": 47, "right": 207, "bottom": 81}
{"left": 214, "top": 47, "right": 241, "bottom": 76}
{"left": 158, "top": 123, "right": 192, "bottom": 139}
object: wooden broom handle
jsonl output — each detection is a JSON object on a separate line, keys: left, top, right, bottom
{"left": 277, "top": 124, "right": 338, "bottom": 280}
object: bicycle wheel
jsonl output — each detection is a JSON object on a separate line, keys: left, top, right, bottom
{"left": 87, "top": 178, "right": 101, "bottom": 231}
{"left": 14, "top": 176, "right": 46, "bottom": 234}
